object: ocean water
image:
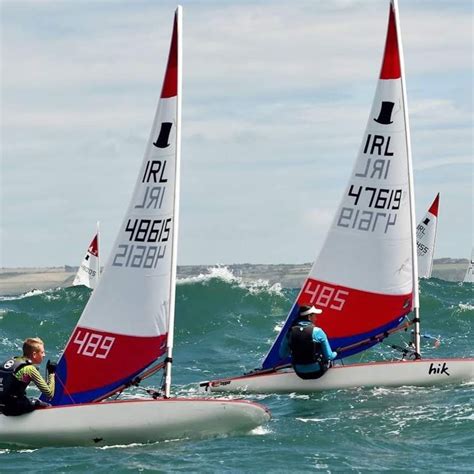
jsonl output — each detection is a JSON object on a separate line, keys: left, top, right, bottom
{"left": 0, "top": 268, "right": 472, "bottom": 472}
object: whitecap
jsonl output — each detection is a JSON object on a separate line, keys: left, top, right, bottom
{"left": 289, "top": 392, "right": 310, "bottom": 400}
{"left": 177, "top": 266, "right": 239, "bottom": 285}
{"left": 296, "top": 417, "right": 340, "bottom": 423}
{"left": 0, "top": 288, "right": 45, "bottom": 301}
{"left": 177, "top": 265, "right": 284, "bottom": 296}
{"left": 250, "top": 425, "right": 272, "bottom": 435}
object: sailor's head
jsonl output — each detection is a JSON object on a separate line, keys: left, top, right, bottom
{"left": 23, "top": 337, "right": 45, "bottom": 364}
{"left": 298, "top": 305, "right": 323, "bottom": 321}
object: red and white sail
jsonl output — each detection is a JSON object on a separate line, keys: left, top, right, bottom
{"left": 416, "top": 194, "right": 439, "bottom": 278}
{"left": 263, "top": 0, "right": 417, "bottom": 368}
{"left": 51, "top": 9, "right": 181, "bottom": 405}
{"left": 73, "top": 224, "right": 100, "bottom": 289}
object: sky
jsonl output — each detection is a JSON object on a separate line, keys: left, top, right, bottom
{"left": 1, "top": 0, "right": 472, "bottom": 267}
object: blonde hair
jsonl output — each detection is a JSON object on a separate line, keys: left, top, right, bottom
{"left": 23, "top": 337, "right": 44, "bottom": 358}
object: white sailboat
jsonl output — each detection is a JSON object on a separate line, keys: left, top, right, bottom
{"left": 416, "top": 194, "right": 439, "bottom": 279}
{"left": 72, "top": 222, "right": 100, "bottom": 289}
{"left": 463, "top": 249, "right": 474, "bottom": 283}
{"left": 0, "top": 7, "right": 269, "bottom": 448}
{"left": 201, "top": 0, "right": 473, "bottom": 395}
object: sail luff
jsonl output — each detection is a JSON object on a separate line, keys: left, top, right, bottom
{"left": 391, "top": 0, "right": 420, "bottom": 355}
{"left": 164, "top": 5, "right": 182, "bottom": 399}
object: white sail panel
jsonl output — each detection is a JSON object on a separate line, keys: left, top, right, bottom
{"left": 79, "top": 97, "right": 177, "bottom": 337}
{"left": 463, "top": 249, "right": 474, "bottom": 283}
{"left": 311, "top": 79, "right": 411, "bottom": 295}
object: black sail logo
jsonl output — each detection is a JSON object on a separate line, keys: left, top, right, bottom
{"left": 374, "top": 101, "right": 395, "bottom": 125}
{"left": 153, "top": 122, "right": 173, "bottom": 148}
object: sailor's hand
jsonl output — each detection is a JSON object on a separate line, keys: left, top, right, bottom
{"left": 46, "top": 359, "right": 58, "bottom": 374}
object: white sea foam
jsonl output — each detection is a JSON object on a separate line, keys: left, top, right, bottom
{"left": 289, "top": 392, "right": 310, "bottom": 400}
{"left": 0, "top": 337, "right": 20, "bottom": 352}
{"left": 42, "top": 291, "right": 62, "bottom": 301}
{"left": 0, "top": 449, "right": 37, "bottom": 454}
{"left": 296, "top": 417, "right": 340, "bottom": 423}
{"left": 97, "top": 442, "right": 147, "bottom": 450}
{"left": 0, "top": 288, "right": 45, "bottom": 301}
{"left": 250, "top": 425, "right": 272, "bottom": 435}
{"left": 273, "top": 322, "right": 284, "bottom": 333}
{"left": 177, "top": 266, "right": 284, "bottom": 296}
{"left": 177, "top": 265, "right": 238, "bottom": 285}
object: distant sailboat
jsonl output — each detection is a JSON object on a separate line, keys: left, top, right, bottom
{"left": 72, "top": 223, "right": 100, "bottom": 289}
{"left": 0, "top": 7, "right": 269, "bottom": 447}
{"left": 202, "top": 0, "right": 473, "bottom": 395}
{"left": 463, "top": 249, "right": 474, "bottom": 283}
{"left": 416, "top": 194, "right": 439, "bottom": 279}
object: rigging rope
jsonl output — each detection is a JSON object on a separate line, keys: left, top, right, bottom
{"left": 334, "top": 318, "right": 414, "bottom": 355}
{"left": 92, "top": 360, "right": 166, "bottom": 403}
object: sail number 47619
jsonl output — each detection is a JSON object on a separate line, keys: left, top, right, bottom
{"left": 73, "top": 330, "right": 115, "bottom": 359}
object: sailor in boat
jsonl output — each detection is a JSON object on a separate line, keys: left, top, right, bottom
{"left": 280, "top": 305, "right": 337, "bottom": 380}
{"left": 0, "top": 337, "right": 56, "bottom": 416}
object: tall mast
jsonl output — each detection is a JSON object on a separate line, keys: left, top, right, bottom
{"left": 164, "top": 5, "right": 182, "bottom": 398}
{"left": 392, "top": 0, "right": 420, "bottom": 356}
{"left": 96, "top": 220, "right": 100, "bottom": 281}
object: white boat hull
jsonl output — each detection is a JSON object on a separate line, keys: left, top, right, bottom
{"left": 0, "top": 397, "right": 270, "bottom": 448}
{"left": 202, "top": 358, "right": 474, "bottom": 394}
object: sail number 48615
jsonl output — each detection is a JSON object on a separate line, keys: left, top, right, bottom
{"left": 73, "top": 330, "right": 115, "bottom": 359}
{"left": 302, "top": 280, "right": 349, "bottom": 311}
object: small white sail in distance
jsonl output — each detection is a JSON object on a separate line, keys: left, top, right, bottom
{"left": 463, "top": 248, "right": 474, "bottom": 283}
{"left": 416, "top": 194, "right": 439, "bottom": 279}
{"left": 73, "top": 222, "right": 100, "bottom": 289}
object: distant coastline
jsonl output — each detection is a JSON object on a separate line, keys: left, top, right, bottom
{"left": 0, "top": 259, "right": 469, "bottom": 297}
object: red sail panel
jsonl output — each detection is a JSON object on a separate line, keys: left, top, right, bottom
{"left": 51, "top": 328, "right": 167, "bottom": 404}
{"left": 88, "top": 234, "right": 99, "bottom": 257}
{"left": 298, "top": 278, "right": 412, "bottom": 339}
{"left": 161, "top": 14, "right": 178, "bottom": 98}
{"left": 428, "top": 193, "right": 440, "bottom": 217}
{"left": 380, "top": 3, "right": 401, "bottom": 79}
